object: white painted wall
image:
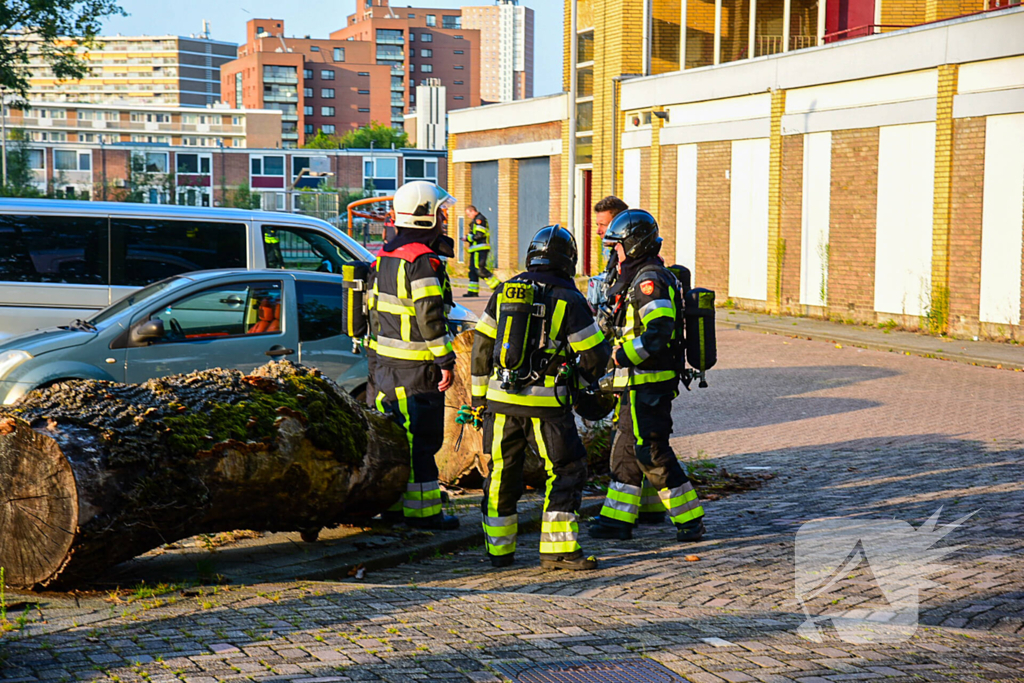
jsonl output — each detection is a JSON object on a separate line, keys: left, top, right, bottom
{"left": 800, "top": 132, "right": 832, "bottom": 307}
{"left": 675, "top": 144, "right": 698, "bottom": 273}
{"left": 979, "top": 113, "right": 1024, "bottom": 326}
{"left": 728, "top": 138, "right": 770, "bottom": 301}
{"left": 874, "top": 123, "right": 936, "bottom": 317}
{"left": 623, "top": 148, "right": 642, "bottom": 209}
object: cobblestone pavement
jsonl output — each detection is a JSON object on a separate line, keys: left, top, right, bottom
{"left": 2, "top": 328, "right": 1023, "bottom": 682}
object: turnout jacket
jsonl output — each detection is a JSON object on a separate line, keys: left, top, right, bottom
{"left": 609, "top": 258, "right": 680, "bottom": 390}
{"left": 369, "top": 241, "right": 456, "bottom": 378}
{"left": 471, "top": 270, "right": 611, "bottom": 418}
{"left": 467, "top": 213, "right": 490, "bottom": 253}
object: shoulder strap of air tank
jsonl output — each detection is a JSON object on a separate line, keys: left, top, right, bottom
{"left": 382, "top": 242, "right": 434, "bottom": 262}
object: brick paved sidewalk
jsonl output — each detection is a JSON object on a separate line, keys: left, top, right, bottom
{"left": 2, "top": 326, "right": 1022, "bottom": 682}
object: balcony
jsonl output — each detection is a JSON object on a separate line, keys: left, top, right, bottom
{"left": 391, "top": 66, "right": 405, "bottom": 76}
{"left": 756, "top": 35, "right": 818, "bottom": 56}
{"left": 376, "top": 49, "right": 405, "bottom": 61}
{"left": 376, "top": 35, "right": 405, "bottom": 45}
{"left": 262, "top": 75, "right": 298, "bottom": 85}
{"left": 391, "top": 97, "right": 405, "bottom": 107}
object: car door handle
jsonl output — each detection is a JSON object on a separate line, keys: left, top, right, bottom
{"left": 265, "top": 345, "right": 295, "bottom": 357}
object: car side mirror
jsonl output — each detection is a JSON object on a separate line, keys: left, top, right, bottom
{"left": 131, "top": 319, "right": 165, "bottom": 345}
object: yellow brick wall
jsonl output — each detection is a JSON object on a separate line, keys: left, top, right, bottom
{"left": 881, "top": 0, "right": 927, "bottom": 30}
{"left": 766, "top": 88, "right": 786, "bottom": 313}
{"left": 929, "top": 63, "right": 958, "bottom": 333}
{"left": 497, "top": 158, "right": 519, "bottom": 272}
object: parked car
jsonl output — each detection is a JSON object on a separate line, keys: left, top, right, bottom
{"left": 0, "top": 268, "right": 474, "bottom": 406}
{"left": 0, "top": 198, "right": 474, "bottom": 340}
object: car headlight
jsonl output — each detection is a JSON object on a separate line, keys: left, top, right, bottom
{"left": 0, "top": 350, "right": 32, "bottom": 381}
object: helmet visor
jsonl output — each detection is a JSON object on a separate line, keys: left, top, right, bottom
{"left": 436, "top": 187, "right": 457, "bottom": 211}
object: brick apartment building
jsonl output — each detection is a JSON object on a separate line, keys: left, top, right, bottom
{"left": 448, "top": 3, "right": 1024, "bottom": 342}
{"left": 10, "top": 139, "right": 446, "bottom": 211}
{"left": 220, "top": 7, "right": 480, "bottom": 146}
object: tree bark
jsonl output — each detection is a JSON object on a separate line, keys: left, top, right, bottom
{"left": 0, "top": 361, "right": 408, "bottom": 590}
{"left": 438, "top": 331, "right": 547, "bottom": 488}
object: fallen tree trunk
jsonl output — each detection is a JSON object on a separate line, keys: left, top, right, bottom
{"left": 438, "top": 330, "right": 547, "bottom": 488}
{"left": 0, "top": 361, "right": 408, "bottom": 590}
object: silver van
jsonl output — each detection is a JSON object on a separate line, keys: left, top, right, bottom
{"left": 0, "top": 198, "right": 474, "bottom": 341}
{"left": 0, "top": 270, "right": 386, "bottom": 405}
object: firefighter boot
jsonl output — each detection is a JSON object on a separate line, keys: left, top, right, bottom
{"left": 588, "top": 516, "right": 633, "bottom": 540}
{"left": 489, "top": 553, "right": 515, "bottom": 568}
{"left": 540, "top": 550, "right": 598, "bottom": 571}
{"left": 675, "top": 517, "right": 706, "bottom": 543}
{"left": 408, "top": 513, "right": 461, "bottom": 531}
{"left": 637, "top": 511, "right": 667, "bottom": 525}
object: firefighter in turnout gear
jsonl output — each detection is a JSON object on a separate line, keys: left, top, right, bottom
{"left": 369, "top": 180, "right": 460, "bottom": 530}
{"left": 471, "top": 225, "right": 612, "bottom": 570}
{"left": 589, "top": 209, "right": 707, "bottom": 543}
{"left": 464, "top": 205, "right": 500, "bottom": 296}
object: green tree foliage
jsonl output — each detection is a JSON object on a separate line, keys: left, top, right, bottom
{"left": 1, "top": 0, "right": 126, "bottom": 99}
{"left": 337, "top": 122, "right": 409, "bottom": 150}
{"left": 226, "top": 182, "right": 262, "bottom": 210}
{"left": 302, "top": 130, "right": 342, "bottom": 149}
{"left": 1, "top": 128, "right": 41, "bottom": 197}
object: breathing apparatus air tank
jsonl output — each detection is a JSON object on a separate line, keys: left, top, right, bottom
{"left": 684, "top": 288, "right": 717, "bottom": 387}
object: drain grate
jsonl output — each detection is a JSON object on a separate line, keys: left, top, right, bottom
{"left": 492, "top": 658, "right": 685, "bottom": 683}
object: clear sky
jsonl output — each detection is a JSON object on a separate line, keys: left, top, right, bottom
{"left": 101, "top": 0, "right": 563, "bottom": 98}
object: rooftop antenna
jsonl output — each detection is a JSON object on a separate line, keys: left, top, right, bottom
{"left": 201, "top": 19, "right": 210, "bottom": 39}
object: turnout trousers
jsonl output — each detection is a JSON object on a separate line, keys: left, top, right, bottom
{"left": 481, "top": 411, "right": 588, "bottom": 558}
{"left": 600, "top": 386, "right": 704, "bottom": 526}
{"left": 375, "top": 386, "right": 445, "bottom": 519}
{"left": 468, "top": 249, "right": 499, "bottom": 294}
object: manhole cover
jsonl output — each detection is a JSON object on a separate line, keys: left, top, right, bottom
{"left": 492, "top": 659, "right": 684, "bottom": 683}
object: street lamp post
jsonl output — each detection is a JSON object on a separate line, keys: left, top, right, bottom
{"left": 1, "top": 88, "right": 8, "bottom": 191}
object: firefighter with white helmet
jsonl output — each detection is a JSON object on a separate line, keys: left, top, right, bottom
{"left": 369, "top": 180, "right": 460, "bottom": 529}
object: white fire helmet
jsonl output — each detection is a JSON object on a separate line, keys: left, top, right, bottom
{"left": 392, "top": 180, "right": 457, "bottom": 230}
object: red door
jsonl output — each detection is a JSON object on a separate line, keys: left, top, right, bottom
{"left": 826, "top": 0, "right": 876, "bottom": 41}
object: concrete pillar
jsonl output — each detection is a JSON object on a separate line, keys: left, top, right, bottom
{"left": 748, "top": 0, "right": 757, "bottom": 59}
{"left": 817, "top": 0, "right": 827, "bottom": 45}
{"left": 782, "top": 0, "right": 792, "bottom": 52}
{"left": 679, "top": 0, "right": 688, "bottom": 68}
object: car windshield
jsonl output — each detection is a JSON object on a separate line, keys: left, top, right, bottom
{"left": 88, "top": 278, "right": 184, "bottom": 326}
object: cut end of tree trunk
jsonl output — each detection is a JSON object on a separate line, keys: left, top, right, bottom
{"left": 0, "top": 417, "right": 79, "bottom": 588}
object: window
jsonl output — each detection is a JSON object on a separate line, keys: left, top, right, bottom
{"left": 320, "top": 69, "right": 335, "bottom": 80}
{"left": 305, "top": 124, "right": 314, "bottom": 134}
{"left": 363, "top": 156, "right": 398, "bottom": 191}
{"left": 442, "top": 15, "right": 460, "bottom": 29}
{"left": 54, "top": 150, "right": 78, "bottom": 171}
{"left": 235, "top": 72, "right": 243, "bottom": 106}
{"left": 454, "top": 80, "right": 464, "bottom": 85}
{"left": 358, "top": 71, "right": 370, "bottom": 76}
{"left": 454, "top": 64, "right": 464, "bottom": 70}
{"left": 409, "top": 48, "right": 415, "bottom": 58}
{"left": 303, "top": 68, "right": 314, "bottom": 79}
{"left": 321, "top": 106, "right": 335, "bottom": 117}
{"left": 421, "top": 48, "right": 432, "bottom": 57}
{"left": 322, "top": 124, "right": 336, "bottom": 134}
{"left": 296, "top": 280, "right": 347, "bottom": 341}
{"left": 251, "top": 155, "right": 285, "bottom": 176}
{"left": 26, "top": 149, "right": 44, "bottom": 170}
{"left": 358, "top": 107, "right": 370, "bottom": 113}
{"left": 321, "top": 88, "right": 335, "bottom": 98}
{"left": 453, "top": 35, "right": 463, "bottom": 39}
{"left": 304, "top": 87, "right": 313, "bottom": 97}
{"left": 144, "top": 152, "right": 168, "bottom": 173}
{"left": 0, "top": 214, "right": 108, "bottom": 285}
{"left": 149, "top": 282, "right": 282, "bottom": 341}
{"left": 333, "top": 47, "right": 344, "bottom": 61}
{"left": 409, "top": 33, "right": 415, "bottom": 42}
{"left": 404, "top": 158, "right": 438, "bottom": 181}
{"left": 425, "top": 14, "right": 436, "bottom": 26}
{"left": 357, "top": 89, "right": 370, "bottom": 95}
{"left": 310, "top": 46, "right": 320, "bottom": 52}
{"left": 304, "top": 104, "right": 314, "bottom": 116}
{"left": 454, "top": 95, "right": 464, "bottom": 100}
{"left": 453, "top": 49, "right": 463, "bottom": 55}
{"left": 262, "top": 226, "right": 354, "bottom": 273}
{"left": 409, "top": 64, "right": 415, "bottom": 73}
{"left": 420, "top": 33, "right": 433, "bottom": 42}
{"left": 110, "top": 218, "right": 246, "bottom": 287}
{"left": 421, "top": 64, "right": 433, "bottom": 73}
{"left": 176, "top": 154, "right": 211, "bottom": 174}
{"left": 376, "top": 29, "right": 404, "bottom": 43}
{"left": 407, "top": 12, "right": 415, "bottom": 17}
